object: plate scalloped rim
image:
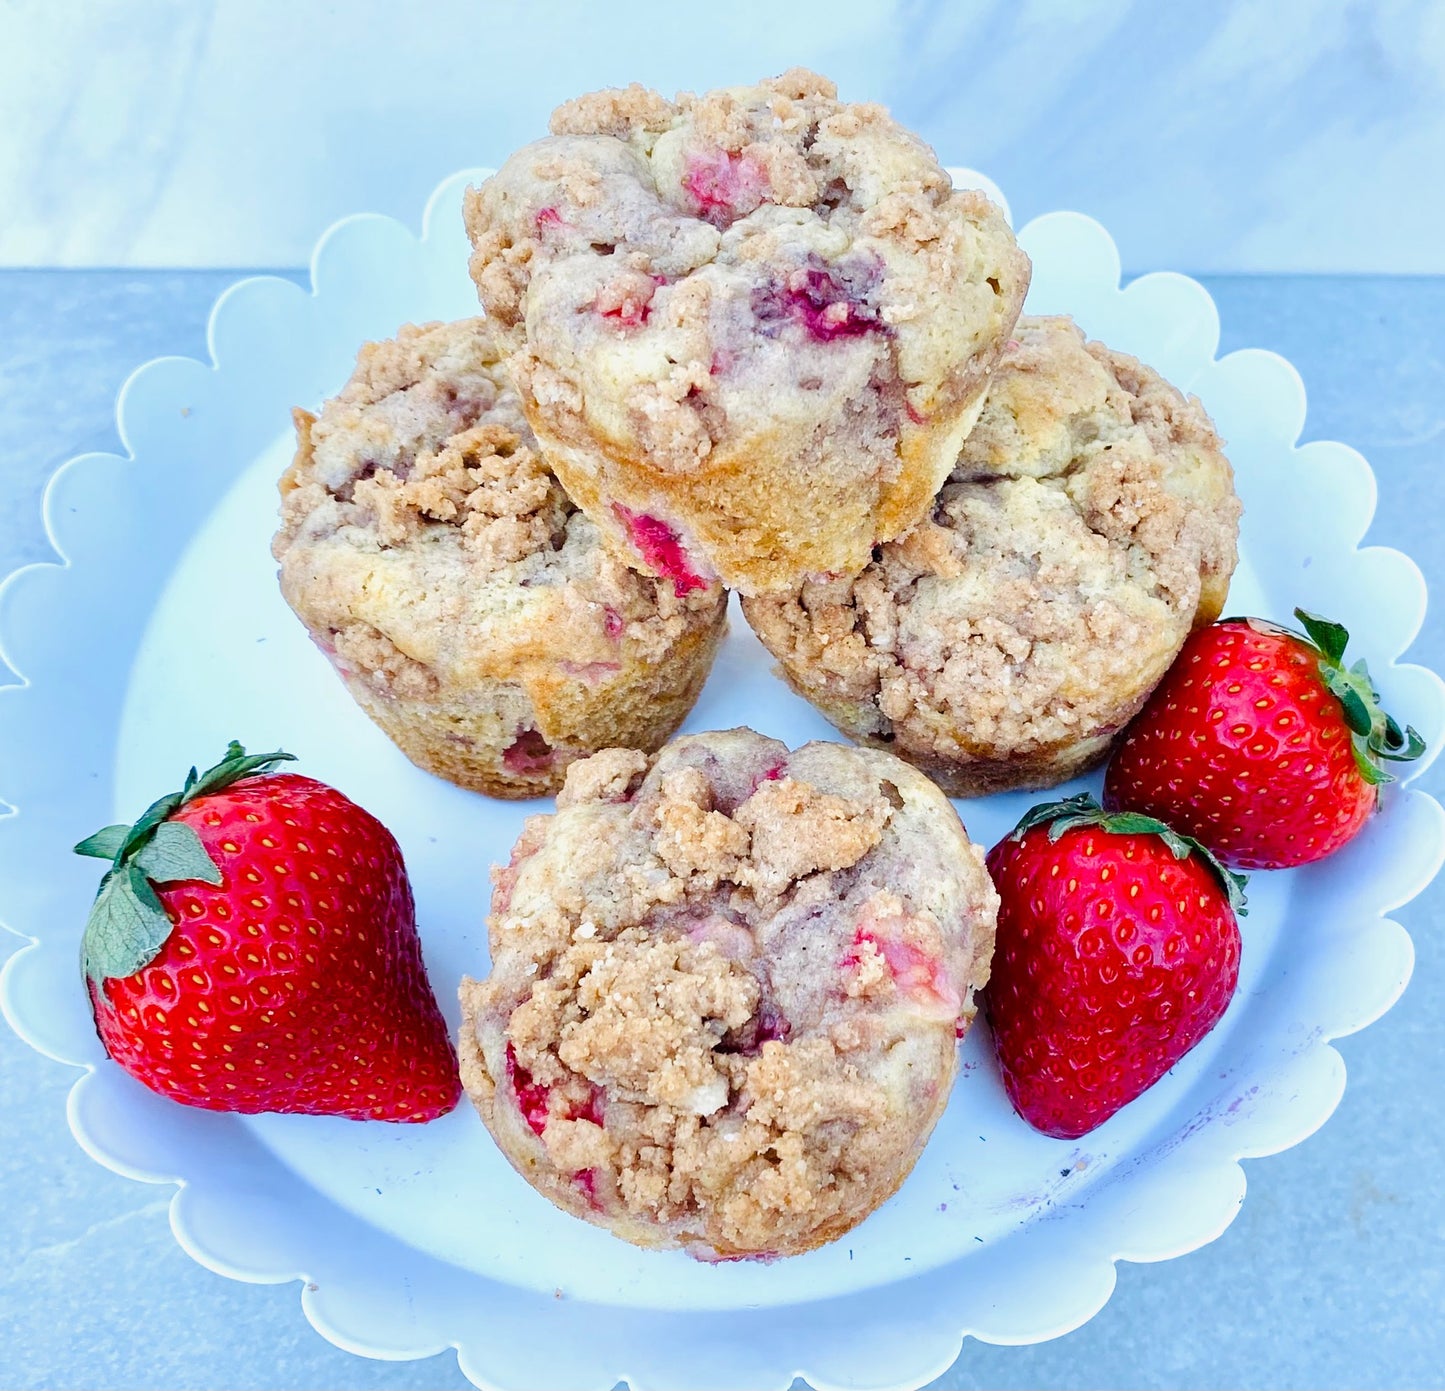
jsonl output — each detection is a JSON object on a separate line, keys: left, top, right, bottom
{"left": 2, "top": 168, "right": 1443, "bottom": 1391}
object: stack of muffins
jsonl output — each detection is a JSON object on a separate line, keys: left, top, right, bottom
{"left": 274, "top": 69, "right": 1239, "bottom": 802}
{"left": 272, "top": 70, "right": 1242, "bottom": 1260}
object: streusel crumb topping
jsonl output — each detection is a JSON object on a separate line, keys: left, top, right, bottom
{"left": 742, "top": 316, "right": 1241, "bottom": 782}
{"left": 462, "top": 730, "right": 998, "bottom": 1256}
{"left": 275, "top": 319, "right": 573, "bottom": 577}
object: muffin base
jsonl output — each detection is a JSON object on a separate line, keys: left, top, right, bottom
{"left": 754, "top": 655, "right": 1162, "bottom": 799}
{"left": 522, "top": 356, "right": 1000, "bottom": 597}
{"left": 456, "top": 989, "right": 948, "bottom": 1258}
{"left": 332, "top": 603, "right": 727, "bottom": 798}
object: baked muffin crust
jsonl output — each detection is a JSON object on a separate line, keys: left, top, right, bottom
{"left": 274, "top": 318, "right": 726, "bottom": 797}
{"left": 459, "top": 729, "right": 998, "bottom": 1257}
{"left": 465, "top": 69, "right": 1029, "bottom": 594}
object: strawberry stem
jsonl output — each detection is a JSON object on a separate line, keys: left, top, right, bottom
{"left": 1291, "top": 608, "right": 1426, "bottom": 789}
{"left": 75, "top": 741, "right": 296, "bottom": 983}
{"left": 1007, "top": 792, "right": 1249, "bottom": 915}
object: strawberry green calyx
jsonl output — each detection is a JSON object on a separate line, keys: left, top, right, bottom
{"left": 1285, "top": 608, "right": 1426, "bottom": 789}
{"left": 1007, "top": 792, "right": 1249, "bottom": 916}
{"left": 75, "top": 741, "right": 296, "bottom": 983}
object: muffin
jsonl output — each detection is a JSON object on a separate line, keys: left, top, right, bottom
{"left": 742, "top": 316, "right": 1242, "bottom": 796}
{"left": 464, "top": 68, "right": 1030, "bottom": 595}
{"left": 273, "top": 318, "right": 727, "bottom": 798}
{"left": 458, "top": 728, "right": 998, "bottom": 1258}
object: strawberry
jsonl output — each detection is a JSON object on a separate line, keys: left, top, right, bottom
{"left": 985, "top": 794, "right": 1245, "bottom": 1139}
{"left": 1104, "top": 609, "right": 1426, "bottom": 869}
{"left": 75, "top": 741, "right": 460, "bottom": 1122}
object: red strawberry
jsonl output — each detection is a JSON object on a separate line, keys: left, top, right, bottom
{"left": 985, "top": 794, "right": 1245, "bottom": 1139}
{"left": 75, "top": 742, "right": 460, "bottom": 1122}
{"left": 1104, "top": 609, "right": 1426, "bottom": 869}
{"left": 611, "top": 504, "right": 710, "bottom": 597}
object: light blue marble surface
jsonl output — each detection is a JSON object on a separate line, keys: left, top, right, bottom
{"left": 1, "top": 1, "right": 1444, "bottom": 273}
{"left": 1, "top": 272, "right": 1442, "bottom": 1389}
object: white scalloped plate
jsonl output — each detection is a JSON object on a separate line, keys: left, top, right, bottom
{"left": 3, "top": 169, "right": 1443, "bottom": 1391}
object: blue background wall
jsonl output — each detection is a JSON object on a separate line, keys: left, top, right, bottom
{"left": 1, "top": 0, "right": 1440, "bottom": 272}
